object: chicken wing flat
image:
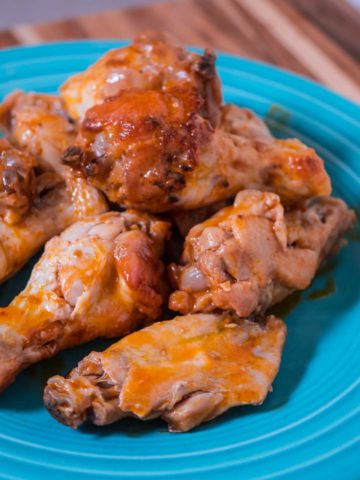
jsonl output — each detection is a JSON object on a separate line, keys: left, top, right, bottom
{"left": 0, "top": 211, "right": 169, "bottom": 391}
{"left": 44, "top": 312, "right": 286, "bottom": 432}
{"left": 169, "top": 190, "right": 354, "bottom": 317}
{"left": 60, "top": 32, "right": 222, "bottom": 126}
{"left": 63, "top": 93, "right": 331, "bottom": 212}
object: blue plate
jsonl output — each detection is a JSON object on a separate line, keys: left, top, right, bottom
{"left": 0, "top": 41, "right": 359, "bottom": 480}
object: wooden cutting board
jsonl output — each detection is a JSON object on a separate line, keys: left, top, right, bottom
{"left": 0, "top": 0, "right": 359, "bottom": 102}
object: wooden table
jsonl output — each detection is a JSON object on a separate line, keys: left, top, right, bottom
{"left": 0, "top": 0, "right": 359, "bottom": 103}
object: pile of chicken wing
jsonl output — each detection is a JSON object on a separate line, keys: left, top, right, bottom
{"left": 0, "top": 33, "right": 355, "bottom": 432}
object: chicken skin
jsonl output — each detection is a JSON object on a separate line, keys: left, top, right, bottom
{"left": 44, "top": 312, "right": 286, "bottom": 432}
{"left": 169, "top": 190, "right": 354, "bottom": 317}
{"left": 0, "top": 90, "right": 109, "bottom": 206}
{"left": 0, "top": 138, "right": 37, "bottom": 224}
{"left": 60, "top": 32, "right": 222, "bottom": 126}
{"left": 0, "top": 91, "right": 76, "bottom": 174}
{"left": 63, "top": 94, "right": 331, "bottom": 212}
{"left": 0, "top": 92, "right": 108, "bottom": 282}
{"left": 0, "top": 211, "right": 169, "bottom": 391}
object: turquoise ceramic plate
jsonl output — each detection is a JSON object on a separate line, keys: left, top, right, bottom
{"left": 0, "top": 41, "right": 359, "bottom": 480}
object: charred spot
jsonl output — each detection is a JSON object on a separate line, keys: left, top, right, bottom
{"left": 152, "top": 180, "right": 163, "bottom": 188}
{"left": 144, "top": 116, "right": 161, "bottom": 129}
{"left": 63, "top": 146, "right": 108, "bottom": 178}
{"left": 317, "top": 208, "right": 329, "bottom": 224}
{"left": 169, "top": 194, "right": 179, "bottom": 203}
{"left": 172, "top": 172, "right": 186, "bottom": 186}
{"left": 196, "top": 49, "right": 216, "bottom": 79}
{"left": 179, "top": 164, "right": 194, "bottom": 172}
{"left": 62, "top": 146, "right": 83, "bottom": 167}
{"left": 166, "top": 153, "right": 176, "bottom": 164}
{"left": 288, "top": 240, "right": 299, "bottom": 248}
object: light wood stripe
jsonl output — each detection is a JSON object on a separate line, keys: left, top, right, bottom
{"left": 12, "top": 24, "right": 44, "bottom": 45}
{"left": 274, "top": 0, "right": 360, "bottom": 84}
{"left": 240, "top": 0, "right": 360, "bottom": 102}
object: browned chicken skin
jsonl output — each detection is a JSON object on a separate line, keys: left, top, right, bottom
{"left": 63, "top": 96, "right": 331, "bottom": 212}
{"left": 169, "top": 190, "right": 355, "bottom": 317}
{"left": 0, "top": 138, "right": 37, "bottom": 224}
{"left": 60, "top": 32, "right": 222, "bottom": 126}
{"left": 0, "top": 211, "right": 169, "bottom": 392}
{"left": 44, "top": 312, "right": 286, "bottom": 432}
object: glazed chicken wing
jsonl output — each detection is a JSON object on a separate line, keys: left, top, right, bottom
{"left": 63, "top": 94, "right": 331, "bottom": 212}
{"left": 0, "top": 90, "right": 109, "bottom": 208}
{"left": 0, "top": 211, "right": 169, "bottom": 391}
{"left": 60, "top": 32, "right": 222, "bottom": 126}
{"left": 0, "top": 92, "right": 108, "bottom": 282}
{"left": 0, "top": 91, "right": 76, "bottom": 174}
{"left": 0, "top": 138, "right": 37, "bottom": 224}
{"left": 44, "top": 312, "right": 286, "bottom": 432}
{"left": 169, "top": 190, "right": 354, "bottom": 317}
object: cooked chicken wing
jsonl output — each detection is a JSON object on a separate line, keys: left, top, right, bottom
{"left": 0, "top": 91, "right": 76, "bottom": 174}
{"left": 0, "top": 90, "right": 109, "bottom": 204}
{"left": 60, "top": 32, "right": 222, "bottom": 126}
{"left": 0, "top": 138, "right": 108, "bottom": 283}
{"left": 63, "top": 94, "right": 331, "bottom": 212}
{"left": 169, "top": 190, "right": 354, "bottom": 317}
{"left": 44, "top": 312, "right": 286, "bottom": 432}
{"left": 0, "top": 211, "right": 169, "bottom": 391}
{"left": 0, "top": 92, "right": 108, "bottom": 282}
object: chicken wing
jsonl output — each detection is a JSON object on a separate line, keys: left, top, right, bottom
{"left": 44, "top": 312, "right": 286, "bottom": 432}
{"left": 0, "top": 210, "right": 169, "bottom": 391}
{"left": 0, "top": 137, "right": 108, "bottom": 283}
{"left": 169, "top": 190, "right": 354, "bottom": 317}
{"left": 0, "top": 138, "right": 37, "bottom": 224}
{"left": 0, "top": 91, "right": 76, "bottom": 174}
{"left": 60, "top": 32, "right": 222, "bottom": 126}
{"left": 63, "top": 92, "right": 331, "bottom": 212}
{"left": 0, "top": 92, "right": 109, "bottom": 282}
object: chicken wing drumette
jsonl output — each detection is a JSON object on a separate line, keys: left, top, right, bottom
{"left": 0, "top": 211, "right": 169, "bottom": 391}
{"left": 44, "top": 312, "right": 286, "bottom": 432}
{"left": 63, "top": 93, "right": 331, "bottom": 213}
{"left": 60, "top": 32, "right": 222, "bottom": 126}
{"left": 169, "top": 190, "right": 354, "bottom": 317}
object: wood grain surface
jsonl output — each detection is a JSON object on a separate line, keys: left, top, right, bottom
{"left": 0, "top": 0, "right": 359, "bottom": 103}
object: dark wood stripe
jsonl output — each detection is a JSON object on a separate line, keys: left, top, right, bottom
{"left": 288, "top": 0, "right": 360, "bottom": 61}
{"left": 273, "top": 0, "right": 360, "bottom": 85}
{"left": 229, "top": 0, "right": 316, "bottom": 78}
{"left": 35, "top": 18, "right": 89, "bottom": 42}
{"left": 193, "top": 0, "right": 258, "bottom": 55}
